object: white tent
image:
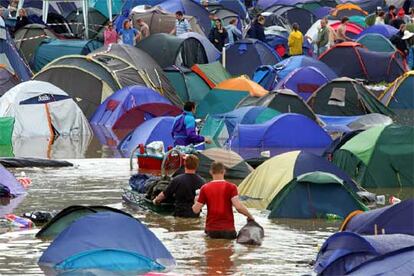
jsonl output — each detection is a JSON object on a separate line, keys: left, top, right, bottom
{"left": 0, "top": 80, "right": 91, "bottom": 138}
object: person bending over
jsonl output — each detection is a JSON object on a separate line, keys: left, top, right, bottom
{"left": 192, "top": 161, "right": 255, "bottom": 239}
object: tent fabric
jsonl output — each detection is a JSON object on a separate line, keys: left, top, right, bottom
{"left": 341, "top": 199, "right": 414, "bottom": 235}
{"left": 118, "top": 116, "right": 175, "bottom": 156}
{"left": 36, "top": 205, "right": 133, "bottom": 239}
{"left": 264, "top": 5, "right": 318, "bottom": 33}
{"left": 164, "top": 66, "right": 211, "bottom": 103}
{"left": 0, "top": 67, "right": 19, "bottom": 96}
{"left": 329, "top": 22, "right": 363, "bottom": 39}
{"left": 275, "top": 66, "right": 331, "bottom": 100}
{"left": 314, "top": 232, "right": 414, "bottom": 275}
{"left": 356, "top": 33, "right": 396, "bottom": 53}
{"left": 380, "top": 71, "right": 414, "bottom": 109}
{"left": 195, "top": 88, "right": 249, "bottom": 118}
{"left": 191, "top": 61, "right": 232, "bottom": 88}
{"left": 136, "top": 33, "right": 208, "bottom": 69}
{"left": 330, "top": 3, "right": 368, "bottom": 18}
{"left": 131, "top": 8, "right": 204, "bottom": 36}
{"left": 237, "top": 89, "right": 318, "bottom": 122}
{"left": 238, "top": 150, "right": 361, "bottom": 207}
{"left": 229, "top": 113, "right": 331, "bottom": 151}
{"left": 0, "top": 163, "right": 25, "bottom": 196}
{"left": 179, "top": 32, "right": 221, "bottom": 63}
{"left": 0, "top": 80, "right": 91, "bottom": 138}
{"left": 33, "top": 39, "right": 103, "bottom": 72}
{"left": 216, "top": 76, "right": 269, "bottom": 97}
{"left": 319, "top": 113, "right": 393, "bottom": 133}
{"left": 66, "top": 7, "right": 108, "bottom": 40}
{"left": 357, "top": 24, "right": 399, "bottom": 39}
{"left": 267, "top": 171, "right": 367, "bottom": 219}
{"left": 225, "top": 39, "right": 281, "bottom": 78}
{"left": 39, "top": 212, "right": 175, "bottom": 271}
{"left": 333, "top": 124, "right": 414, "bottom": 188}
{"left": 14, "top": 24, "right": 58, "bottom": 65}
{"left": 252, "top": 65, "right": 279, "bottom": 90}
{"left": 197, "top": 148, "right": 253, "bottom": 179}
{"left": 90, "top": 85, "right": 181, "bottom": 130}
{"left": 319, "top": 42, "right": 407, "bottom": 83}
{"left": 0, "top": 117, "right": 14, "bottom": 145}
{"left": 307, "top": 77, "right": 394, "bottom": 116}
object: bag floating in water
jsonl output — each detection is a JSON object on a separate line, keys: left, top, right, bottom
{"left": 237, "top": 220, "right": 264, "bottom": 245}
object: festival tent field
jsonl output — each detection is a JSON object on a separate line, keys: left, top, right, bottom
{"left": 340, "top": 199, "right": 414, "bottom": 235}
{"left": 380, "top": 71, "right": 414, "bottom": 109}
{"left": 39, "top": 212, "right": 175, "bottom": 273}
{"left": 332, "top": 124, "right": 414, "bottom": 188}
{"left": 307, "top": 78, "right": 394, "bottom": 116}
{"left": 267, "top": 171, "right": 368, "bottom": 219}
{"left": 136, "top": 33, "right": 208, "bottom": 69}
{"left": 238, "top": 150, "right": 362, "bottom": 207}
{"left": 237, "top": 89, "right": 318, "bottom": 121}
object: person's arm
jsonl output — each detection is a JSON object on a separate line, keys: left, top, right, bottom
{"left": 153, "top": 191, "right": 166, "bottom": 205}
{"left": 233, "top": 26, "right": 242, "bottom": 38}
{"left": 192, "top": 201, "right": 203, "bottom": 214}
{"left": 192, "top": 186, "right": 205, "bottom": 214}
{"left": 170, "top": 27, "right": 176, "bottom": 35}
{"left": 186, "top": 20, "right": 192, "bottom": 32}
{"left": 231, "top": 196, "right": 254, "bottom": 221}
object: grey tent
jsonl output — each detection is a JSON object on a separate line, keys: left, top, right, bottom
{"left": 33, "top": 44, "right": 181, "bottom": 118}
{"left": 66, "top": 7, "right": 108, "bottom": 40}
{"left": 131, "top": 7, "right": 204, "bottom": 36}
{"left": 14, "top": 24, "right": 57, "bottom": 64}
{"left": 0, "top": 67, "right": 19, "bottom": 96}
{"left": 136, "top": 33, "right": 208, "bottom": 69}
{"left": 237, "top": 89, "right": 318, "bottom": 121}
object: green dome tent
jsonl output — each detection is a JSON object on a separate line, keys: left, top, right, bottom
{"left": 333, "top": 124, "right": 414, "bottom": 188}
{"left": 356, "top": 34, "right": 397, "bottom": 53}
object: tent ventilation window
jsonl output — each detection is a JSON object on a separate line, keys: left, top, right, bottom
{"left": 328, "top": 88, "right": 346, "bottom": 107}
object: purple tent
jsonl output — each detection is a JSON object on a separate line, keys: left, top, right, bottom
{"left": 357, "top": 24, "right": 399, "bottom": 39}
{"left": 0, "top": 164, "right": 25, "bottom": 196}
{"left": 90, "top": 85, "right": 181, "bottom": 130}
{"left": 257, "top": 0, "right": 317, "bottom": 9}
{"left": 276, "top": 66, "right": 330, "bottom": 100}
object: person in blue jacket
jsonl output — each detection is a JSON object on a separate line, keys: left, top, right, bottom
{"left": 172, "top": 102, "right": 212, "bottom": 146}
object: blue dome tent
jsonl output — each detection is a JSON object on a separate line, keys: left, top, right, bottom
{"left": 39, "top": 212, "right": 175, "bottom": 273}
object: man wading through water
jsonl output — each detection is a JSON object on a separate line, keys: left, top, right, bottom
{"left": 192, "top": 162, "right": 255, "bottom": 239}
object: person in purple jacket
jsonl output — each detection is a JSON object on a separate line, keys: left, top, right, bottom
{"left": 172, "top": 102, "right": 212, "bottom": 146}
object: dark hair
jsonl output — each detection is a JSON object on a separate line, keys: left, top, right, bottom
{"left": 229, "top": 18, "right": 237, "bottom": 24}
{"left": 176, "top": 11, "right": 183, "bottom": 16}
{"left": 122, "top": 19, "right": 129, "bottom": 29}
{"left": 210, "top": 161, "right": 225, "bottom": 174}
{"left": 184, "top": 154, "right": 199, "bottom": 170}
{"left": 341, "top": 16, "right": 349, "bottom": 23}
{"left": 389, "top": 5, "right": 396, "bottom": 11}
{"left": 292, "top": 22, "right": 299, "bottom": 31}
{"left": 184, "top": 101, "right": 196, "bottom": 112}
{"left": 378, "top": 11, "right": 385, "bottom": 17}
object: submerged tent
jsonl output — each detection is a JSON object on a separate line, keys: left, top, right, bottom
{"left": 333, "top": 124, "right": 414, "bottom": 188}
{"left": 14, "top": 24, "right": 58, "bottom": 65}
{"left": 39, "top": 212, "right": 175, "bottom": 272}
{"left": 340, "top": 199, "right": 414, "bottom": 235}
{"left": 319, "top": 42, "right": 406, "bottom": 83}
{"left": 380, "top": 71, "right": 414, "bottom": 109}
{"left": 0, "top": 164, "right": 25, "bottom": 197}
{"left": 307, "top": 78, "right": 394, "bottom": 116}
{"left": 216, "top": 76, "right": 269, "bottom": 97}
{"left": 0, "top": 164, "right": 26, "bottom": 216}
{"left": 197, "top": 148, "right": 253, "bottom": 179}
{"left": 268, "top": 171, "right": 368, "bottom": 219}
{"left": 230, "top": 113, "right": 331, "bottom": 157}
{"left": 136, "top": 33, "right": 208, "bottom": 69}
{"left": 164, "top": 66, "right": 211, "bottom": 103}
{"left": 0, "top": 67, "right": 19, "bottom": 96}
{"left": 356, "top": 33, "right": 397, "bottom": 53}
{"left": 225, "top": 39, "right": 281, "bottom": 77}
{"left": 200, "top": 106, "right": 280, "bottom": 147}
{"left": 118, "top": 117, "right": 175, "bottom": 156}
{"left": 191, "top": 61, "right": 232, "bottom": 88}
{"left": 131, "top": 7, "right": 204, "bottom": 36}
{"left": 237, "top": 89, "right": 318, "bottom": 122}
{"left": 36, "top": 205, "right": 133, "bottom": 239}
{"left": 314, "top": 232, "right": 414, "bottom": 276}
{"left": 0, "top": 80, "right": 91, "bottom": 138}
{"left": 32, "top": 39, "right": 103, "bottom": 72}
{"left": 90, "top": 85, "right": 181, "bottom": 130}
{"left": 275, "top": 66, "right": 331, "bottom": 100}
{"left": 195, "top": 88, "right": 249, "bottom": 118}
{"left": 34, "top": 44, "right": 181, "bottom": 118}
{"left": 238, "top": 150, "right": 362, "bottom": 207}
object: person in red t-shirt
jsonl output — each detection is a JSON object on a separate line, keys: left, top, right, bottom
{"left": 192, "top": 161, "right": 254, "bottom": 239}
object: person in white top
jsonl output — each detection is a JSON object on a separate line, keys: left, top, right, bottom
{"left": 375, "top": 11, "right": 386, "bottom": 25}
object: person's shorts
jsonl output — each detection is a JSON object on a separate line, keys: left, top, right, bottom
{"left": 205, "top": 230, "right": 237, "bottom": 240}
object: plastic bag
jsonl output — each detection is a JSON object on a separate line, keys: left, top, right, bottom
{"left": 237, "top": 220, "right": 264, "bottom": 245}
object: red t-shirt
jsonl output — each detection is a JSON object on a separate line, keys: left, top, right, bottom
{"left": 197, "top": 180, "right": 238, "bottom": 232}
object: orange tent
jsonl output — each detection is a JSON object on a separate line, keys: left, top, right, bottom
{"left": 331, "top": 3, "right": 368, "bottom": 17}
{"left": 216, "top": 76, "right": 269, "bottom": 97}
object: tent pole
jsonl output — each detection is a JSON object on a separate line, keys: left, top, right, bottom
{"left": 222, "top": 46, "right": 226, "bottom": 68}
{"left": 42, "top": 0, "right": 49, "bottom": 24}
{"left": 82, "top": 0, "right": 89, "bottom": 39}
{"left": 107, "top": 0, "right": 113, "bottom": 21}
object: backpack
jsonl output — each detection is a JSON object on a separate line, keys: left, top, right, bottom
{"left": 145, "top": 176, "right": 172, "bottom": 200}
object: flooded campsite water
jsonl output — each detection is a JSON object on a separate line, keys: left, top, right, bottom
{"left": 0, "top": 155, "right": 413, "bottom": 275}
